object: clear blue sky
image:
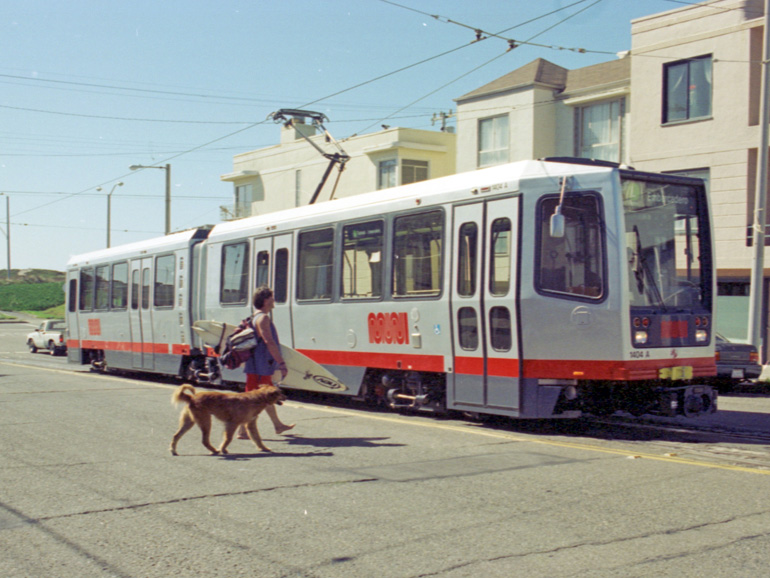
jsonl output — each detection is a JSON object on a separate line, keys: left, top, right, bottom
{"left": 1, "top": 0, "right": 684, "bottom": 271}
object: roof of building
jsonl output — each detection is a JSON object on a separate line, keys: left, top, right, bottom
{"left": 455, "top": 57, "right": 630, "bottom": 102}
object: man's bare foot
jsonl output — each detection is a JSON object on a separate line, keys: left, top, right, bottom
{"left": 275, "top": 423, "right": 294, "bottom": 434}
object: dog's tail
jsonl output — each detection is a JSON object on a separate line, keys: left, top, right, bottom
{"left": 171, "top": 384, "right": 197, "bottom": 406}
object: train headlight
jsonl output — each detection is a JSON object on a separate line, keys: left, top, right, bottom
{"left": 634, "top": 330, "right": 648, "bottom": 345}
{"left": 695, "top": 329, "right": 708, "bottom": 342}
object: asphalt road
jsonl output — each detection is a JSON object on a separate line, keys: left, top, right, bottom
{"left": 1, "top": 320, "right": 770, "bottom": 577}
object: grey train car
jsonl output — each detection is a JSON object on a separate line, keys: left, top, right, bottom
{"left": 66, "top": 158, "right": 717, "bottom": 419}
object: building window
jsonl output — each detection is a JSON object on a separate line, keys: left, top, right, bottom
{"left": 402, "top": 160, "right": 428, "bottom": 185}
{"left": 235, "top": 184, "right": 252, "bottom": 218}
{"left": 478, "top": 115, "right": 509, "bottom": 167}
{"left": 663, "top": 55, "right": 712, "bottom": 123}
{"left": 378, "top": 159, "right": 397, "bottom": 190}
{"left": 577, "top": 99, "right": 624, "bottom": 163}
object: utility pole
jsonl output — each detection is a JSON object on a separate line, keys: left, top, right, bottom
{"left": 0, "top": 194, "right": 9, "bottom": 280}
{"left": 748, "top": 0, "right": 770, "bottom": 356}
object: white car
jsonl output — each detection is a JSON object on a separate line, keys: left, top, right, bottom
{"left": 26, "top": 320, "right": 67, "bottom": 356}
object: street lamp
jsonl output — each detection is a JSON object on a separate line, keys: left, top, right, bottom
{"left": 96, "top": 182, "right": 123, "bottom": 248}
{"left": 129, "top": 163, "right": 171, "bottom": 235}
{"left": 0, "top": 194, "right": 9, "bottom": 280}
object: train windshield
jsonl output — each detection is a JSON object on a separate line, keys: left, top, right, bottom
{"left": 623, "top": 177, "right": 709, "bottom": 312}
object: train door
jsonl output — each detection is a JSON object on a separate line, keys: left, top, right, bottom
{"left": 450, "top": 197, "right": 521, "bottom": 413}
{"left": 252, "top": 234, "right": 293, "bottom": 346}
{"left": 129, "top": 257, "right": 155, "bottom": 370}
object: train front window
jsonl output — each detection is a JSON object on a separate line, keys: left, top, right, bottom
{"left": 623, "top": 179, "right": 707, "bottom": 310}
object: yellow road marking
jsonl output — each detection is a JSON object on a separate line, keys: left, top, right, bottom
{"left": 3, "top": 360, "right": 769, "bottom": 475}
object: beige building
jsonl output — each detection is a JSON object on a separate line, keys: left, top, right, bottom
{"left": 221, "top": 121, "right": 455, "bottom": 218}
{"left": 630, "top": 0, "right": 765, "bottom": 343}
{"left": 454, "top": 57, "right": 631, "bottom": 173}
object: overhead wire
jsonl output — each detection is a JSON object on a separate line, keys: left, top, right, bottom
{"left": 3, "top": 0, "right": 640, "bottom": 225}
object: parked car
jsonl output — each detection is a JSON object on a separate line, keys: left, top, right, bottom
{"left": 711, "top": 332, "right": 762, "bottom": 392}
{"left": 26, "top": 320, "right": 67, "bottom": 356}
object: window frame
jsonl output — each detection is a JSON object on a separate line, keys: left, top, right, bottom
{"left": 111, "top": 262, "right": 129, "bottom": 310}
{"left": 220, "top": 241, "right": 250, "bottom": 305}
{"left": 534, "top": 192, "right": 607, "bottom": 303}
{"left": 576, "top": 98, "right": 625, "bottom": 163}
{"left": 154, "top": 254, "right": 176, "bottom": 308}
{"left": 663, "top": 55, "right": 713, "bottom": 124}
{"left": 392, "top": 209, "right": 445, "bottom": 299}
{"left": 94, "top": 265, "right": 110, "bottom": 311}
{"left": 341, "top": 219, "right": 385, "bottom": 301}
{"left": 478, "top": 114, "right": 509, "bottom": 168}
{"left": 297, "top": 227, "right": 335, "bottom": 302}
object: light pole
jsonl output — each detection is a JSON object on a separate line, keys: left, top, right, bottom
{"left": 129, "top": 163, "right": 171, "bottom": 235}
{"left": 0, "top": 194, "right": 9, "bottom": 280}
{"left": 96, "top": 182, "right": 123, "bottom": 248}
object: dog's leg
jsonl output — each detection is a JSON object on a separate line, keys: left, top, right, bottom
{"left": 169, "top": 409, "right": 195, "bottom": 456}
{"left": 218, "top": 422, "right": 239, "bottom": 455}
{"left": 194, "top": 412, "right": 219, "bottom": 455}
{"left": 245, "top": 419, "right": 272, "bottom": 452}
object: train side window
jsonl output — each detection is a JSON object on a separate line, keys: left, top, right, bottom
{"left": 537, "top": 194, "right": 605, "bottom": 300}
{"left": 111, "top": 263, "right": 128, "bottom": 309}
{"left": 297, "top": 228, "right": 334, "bottom": 301}
{"left": 489, "top": 218, "right": 511, "bottom": 296}
{"left": 221, "top": 242, "right": 249, "bottom": 304}
{"left": 274, "top": 248, "right": 289, "bottom": 303}
{"left": 95, "top": 265, "right": 110, "bottom": 310}
{"left": 457, "top": 222, "right": 478, "bottom": 297}
{"left": 342, "top": 220, "right": 383, "bottom": 299}
{"left": 489, "top": 306, "right": 512, "bottom": 351}
{"left": 256, "top": 250, "right": 270, "bottom": 288}
{"left": 393, "top": 210, "right": 443, "bottom": 298}
{"left": 142, "top": 268, "right": 151, "bottom": 310}
{"left": 457, "top": 307, "right": 479, "bottom": 350}
{"left": 79, "top": 268, "right": 94, "bottom": 311}
{"left": 68, "top": 279, "right": 77, "bottom": 313}
{"left": 154, "top": 255, "right": 175, "bottom": 308}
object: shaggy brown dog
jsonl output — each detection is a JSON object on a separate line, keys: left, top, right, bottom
{"left": 169, "top": 384, "right": 286, "bottom": 456}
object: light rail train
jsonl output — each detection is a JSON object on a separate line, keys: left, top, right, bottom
{"left": 65, "top": 158, "right": 718, "bottom": 419}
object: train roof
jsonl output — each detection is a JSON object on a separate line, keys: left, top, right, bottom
{"left": 64, "top": 158, "right": 617, "bottom": 267}
{"left": 207, "top": 158, "right": 613, "bottom": 241}
{"left": 66, "top": 227, "right": 211, "bottom": 268}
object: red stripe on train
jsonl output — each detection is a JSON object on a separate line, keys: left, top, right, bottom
{"left": 67, "top": 341, "right": 715, "bottom": 381}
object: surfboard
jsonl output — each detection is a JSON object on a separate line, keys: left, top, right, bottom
{"left": 192, "top": 320, "right": 348, "bottom": 393}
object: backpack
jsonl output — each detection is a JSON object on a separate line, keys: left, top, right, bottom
{"left": 219, "top": 317, "right": 262, "bottom": 370}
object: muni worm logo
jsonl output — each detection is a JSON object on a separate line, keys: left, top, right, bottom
{"left": 303, "top": 371, "right": 346, "bottom": 391}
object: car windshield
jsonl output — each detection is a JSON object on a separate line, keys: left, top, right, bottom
{"left": 50, "top": 321, "right": 66, "bottom": 330}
